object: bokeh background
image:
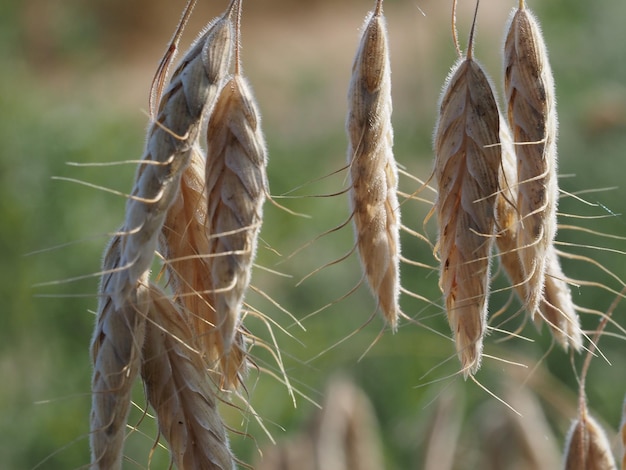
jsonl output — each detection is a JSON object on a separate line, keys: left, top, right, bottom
{"left": 2, "top": 0, "right": 626, "bottom": 468}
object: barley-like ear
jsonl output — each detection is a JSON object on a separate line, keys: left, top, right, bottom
{"left": 497, "top": 121, "right": 581, "bottom": 350}
{"left": 346, "top": 2, "right": 400, "bottom": 331}
{"left": 563, "top": 408, "right": 617, "bottom": 470}
{"left": 433, "top": 48, "right": 502, "bottom": 376}
{"left": 111, "top": 11, "right": 234, "bottom": 308}
{"left": 503, "top": 1, "right": 559, "bottom": 318}
{"left": 205, "top": 74, "right": 268, "bottom": 359}
{"left": 495, "top": 119, "right": 523, "bottom": 293}
{"left": 142, "top": 284, "right": 234, "bottom": 470}
{"left": 90, "top": 235, "right": 150, "bottom": 470}
{"left": 161, "top": 147, "right": 247, "bottom": 389}
{"left": 538, "top": 248, "right": 582, "bottom": 351}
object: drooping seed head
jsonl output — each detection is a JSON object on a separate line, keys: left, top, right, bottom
{"left": 347, "top": 8, "right": 400, "bottom": 331}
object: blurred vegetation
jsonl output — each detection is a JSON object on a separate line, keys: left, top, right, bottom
{"left": 2, "top": 1, "right": 626, "bottom": 469}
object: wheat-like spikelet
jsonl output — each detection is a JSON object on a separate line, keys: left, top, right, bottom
{"left": 141, "top": 283, "right": 234, "bottom": 470}
{"left": 564, "top": 407, "right": 617, "bottom": 470}
{"left": 495, "top": 120, "right": 523, "bottom": 291}
{"left": 162, "top": 146, "right": 247, "bottom": 389}
{"left": 539, "top": 248, "right": 582, "bottom": 350}
{"left": 90, "top": 235, "right": 150, "bottom": 470}
{"left": 346, "top": 1, "right": 400, "bottom": 331}
{"left": 503, "top": 0, "right": 559, "bottom": 318}
{"left": 205, "top": 73, "right": 268, "bottom": 360}
{"left": 111, "top": 9, "right": 234, "bottom": 309}
{"left": 496, "top": 121, "right": 581, "bottom": 350}
{"left": 433, "top": 39, "right": 502, "bottom": 376}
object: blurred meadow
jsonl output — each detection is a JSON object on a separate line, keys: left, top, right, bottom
{"left": 2, "top": 0, "right": 626, "bottom": 468}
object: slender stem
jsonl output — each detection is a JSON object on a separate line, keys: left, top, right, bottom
{"left": 149, "top": 0, "right": 197, "bottom": 118}
{"left": 451, "top": 0, "right": 462, "bottom": 58}
{"left": 467, "top": 0, "right": 480, "bottom": 61}
{"left": 234, "top": 0, "right": 243, "bottom": 75}
{"left": 375, "top": 0, "right": 383, "bottom": 16}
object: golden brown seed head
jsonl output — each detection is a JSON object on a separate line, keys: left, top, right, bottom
{"left": 503, "top": 5, "right": 559, "bottom": 317}
{"left": 347, "top": 10, "right": 400, "bottom": 330}
{"left": 434, "top": 56, "right": 502, "bottom": 376}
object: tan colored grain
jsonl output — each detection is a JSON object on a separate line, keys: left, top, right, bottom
{"left": 564, "top": 407, "right": 617, "bottom": 470}
{"left": 497, "top": 121, "right": 582, "bottom": 350}
{"left": 161, "top": 146, "right": 247, "bottom": 389}
{"left": 111, "top": 9, "right": 234, "bottom": 309}
{"left": 142, "top": 284, "right": 234, "bottom": 470}
{"left": 90, "top": 235, "right": 150, "bottom": 470}
{"left": 346, "top": 4, "right": 400, "bottom": 331}
{"left": 433, "top": 51, "right": 502, "bottom": 377}
{"left": 538, "top": 247, "right": 582, "bottom": 351}
{"left": 503, "top": 1, "right": 559, "bottom": 318}
{"left": 205, "top": 73, "right": 268, "bottom": 359}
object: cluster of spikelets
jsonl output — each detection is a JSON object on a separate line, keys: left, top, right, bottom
{"left": 430, "top": 0, "right": 582, "bottom": 378}
{"left": 89, "top": 0, "right": 269, "bottom": 467}
{"left": 87, "top": 0, "right": 625, "bottom": 467}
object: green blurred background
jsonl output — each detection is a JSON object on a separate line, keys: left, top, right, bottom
{"left": 2, "top": 0, "right": 626, "bottom": 468}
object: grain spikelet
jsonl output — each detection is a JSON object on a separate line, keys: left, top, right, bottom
{"left": 504, "top": 1, "right": 559, "bottom": 317}
{"left": 433, "top": 47, "right": 502, "bottom": 376}
{"left": 346, "top": 3, "right": 400, "bottom": 331}
{"left": 495, "top": 120, "right": 523, "bottom": 293}
{"left": 162, "top": 147, "right": 247, "bottom": 389}
{"left": 205, "top": 74, "right": 268, "bottom": 356}
{"left": 111, "top": 10, "right": 234, "bottom": 308}
{"left": 539, "top": 248, "right": 582, "bottom": 350}
{"left": 90, "top": 236, "right": 150, "bottom": 470}
{"left": 496, "top": 98, "right": 580, "bottom": 350}
{"left": 142, "top": 284, "right": 234, "bottom": 470}
{"left": 564, "top": 408, "right": 617, "bottom": 470}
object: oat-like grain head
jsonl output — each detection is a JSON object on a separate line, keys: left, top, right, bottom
{"left": 90, "top": 236, "right": 150, "bottom": 469}
{"left": 142, "top": 284, "right": 235, "bottom": 470}
{"left": 161, "top": 146, "right": 248, "bottom": 389}
{"left": 433, "top": 51, "right": 502, "bottom": 376}
{"left": 346, "top": 5, "right": 400, "bottom": 331}
{"left": 205, "top": 73, "right": 268, "bottom": 358}
{"left": 537, "top": 247, "right": 582, "bottom": 351}
{"left": 564, "top": 408, "right": 617, "bottom": 470}
{"left": 111, "top": 10, "right": 234, "bottom": 309}
{"left": 503, "top": 2, "right": 559, "bottom": 318}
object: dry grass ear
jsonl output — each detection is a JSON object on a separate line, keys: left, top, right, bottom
{"left": 205, "top": 73, "right": 268, "bottom": 371}
{"left": 564, "top": 410, "right": 617, "bottom": 470}
{"left": 90, "top": 236, "right": 150, "bottom": 470}
{"left": 111, "top": 10, "right": 234, "bottom": 309}
{"left": 433, "top": 3, "right": 502, "bottom": 376}
{"left": 563, "top": 287, "right": 624, "bottom": 470}
{"left": 503, "top": 1, "right": 559, "bottom": 318}
{"left": 161, "top": 147, "right": 248, "bottom": 390}
{"left": 346, "top": 2, "right": 400, "bottom": 331}
{"left": 141, "top": 284, "right": 234, "bottom": 470}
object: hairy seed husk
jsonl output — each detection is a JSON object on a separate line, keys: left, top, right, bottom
{"left": 205, "top": 74, "right": 268, "bottom": 360}
{"left": 504, "top": 3, "right": 559, "bottom": 317}
{"left": 564, "top": 408, "right": 617, "bottom": 470}
{"left": 142, "top": 284, "right": 234, "bottom": 470}
{"left": 161, "top": 147, "right": 247, "bottom": 389}
{"left": 90, "top": 236, "right": 150, "bottom": 470}
{"left": 433, "top": 55, "right": 502, "bottom": 376}
{"left": 111, "top": 12, "right": 234, "bottom": 308}
{"left": 347, "top": 9, "right": 400, "bottom": 330}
